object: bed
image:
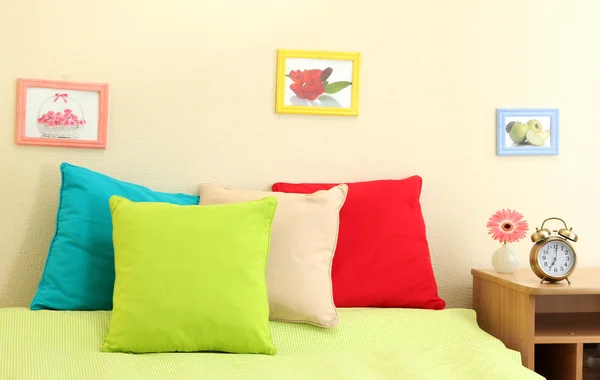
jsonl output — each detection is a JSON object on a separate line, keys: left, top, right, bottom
{"left": 1, "top": 307, "right": 543, "bottom": 380}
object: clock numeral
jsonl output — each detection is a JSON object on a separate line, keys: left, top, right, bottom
{"left": 543, "top": 262, "right": 548, "bottom": 267}
{"left": 565, "top": 257, "right": 570, "bottom": 261}
{"left": 564, "top": 262, "right": 568, "bottom": 267}
{"left": 554, "top": 268, "right": 558, "bottom": 272}
{"left": 561, "top": 246, "right": 564, "bottom": 251}
{"left": 542, "top": 256, "right": 546, "bottom": 260}
{"left": 560, "top": 267, "right": 564, "bottom": 271}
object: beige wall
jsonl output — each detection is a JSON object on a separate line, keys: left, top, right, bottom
{"left": 1, "top": 1, "right": 599, "bottom": 308}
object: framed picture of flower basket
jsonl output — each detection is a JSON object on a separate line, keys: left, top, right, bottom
{"left": 497, "top": 108, "right": 559, "bottom": 156}
{"left": 15, "top": 78, "right": 109, "bottom": 148}
{"left": 275, "top": 49, "right": 361, "bottom": 116}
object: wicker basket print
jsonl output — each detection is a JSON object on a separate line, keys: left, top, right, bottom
{"left": 36, "top": 93, "right": 86, "bottom": 139}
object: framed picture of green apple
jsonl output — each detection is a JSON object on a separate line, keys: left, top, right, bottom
{"left": 497, "top": 108, "right": 559, "bottom": 156}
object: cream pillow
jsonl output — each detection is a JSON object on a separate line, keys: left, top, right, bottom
{"left": 198, "top": 184, "right": 348, "bottom": 328}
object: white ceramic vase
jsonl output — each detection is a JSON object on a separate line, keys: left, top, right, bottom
{"left": 492, "top": 244, "right": 520, "bottom": 274}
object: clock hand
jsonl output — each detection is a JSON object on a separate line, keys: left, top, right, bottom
{"left": 549, "top": 255, "right": 557, "bottom": 269}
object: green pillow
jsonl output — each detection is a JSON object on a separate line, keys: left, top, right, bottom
{"left": 102, "top": 195, "right": 278, "bottom": 355}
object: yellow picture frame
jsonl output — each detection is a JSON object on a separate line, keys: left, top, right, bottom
{"left": 275, "top": 49, "right": 361, "bottom": 116}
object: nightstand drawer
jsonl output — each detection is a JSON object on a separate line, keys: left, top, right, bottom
{"left": 536, "top": 295, "right": 600, "bottom": 314}
{"left": 535, "top": 295, "right": 600, "bottom": 344}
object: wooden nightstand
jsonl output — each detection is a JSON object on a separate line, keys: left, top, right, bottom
{"left": 472, "top": 268, "right": 600, "bottom": 380}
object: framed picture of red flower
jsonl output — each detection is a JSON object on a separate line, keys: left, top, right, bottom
{"left": 275, "top": 49, "right": 361, "bottom": 116}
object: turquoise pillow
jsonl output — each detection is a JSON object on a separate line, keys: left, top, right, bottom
{"left": 30, "top": 163, "right": 199, "bottom": 311}
{"left": 102, "top": 196, "right": 277, "bottom": 354}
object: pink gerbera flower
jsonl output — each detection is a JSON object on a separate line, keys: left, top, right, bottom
{"left": 487, "top": 209, "right": 528, "bottom": 244}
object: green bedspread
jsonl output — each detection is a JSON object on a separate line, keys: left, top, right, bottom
{"left": 0, "top": 307, "right": 543, "bottom": 380}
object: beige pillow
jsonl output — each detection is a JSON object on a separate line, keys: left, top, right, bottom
{"left": 198, "top": 183, "right": 348, "bottom": 328}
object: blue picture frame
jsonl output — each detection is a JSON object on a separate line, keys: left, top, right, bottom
{"left": 497, "top": 108, "right": 559, "bottom": 156}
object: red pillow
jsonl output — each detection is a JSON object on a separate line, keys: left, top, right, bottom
{"left": 272, "top": 176, "right": 445, "bottom": 310}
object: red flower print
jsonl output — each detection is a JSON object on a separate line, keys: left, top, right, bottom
{"left": 37, "top": 108, "right": 86, "bottom": 128}
{"left": 288, "top": 69, "right": 325, "bottom": 100}
{"left": 289, "top": 70, "right": 304, "bottom": 84}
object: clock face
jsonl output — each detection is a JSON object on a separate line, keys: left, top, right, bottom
{"left": 537, "top": 240, "right": 575, "bottom": 277}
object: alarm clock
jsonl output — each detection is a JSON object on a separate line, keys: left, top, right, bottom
{"left": 529, "top": 217, "right": 578, "bottom": 284}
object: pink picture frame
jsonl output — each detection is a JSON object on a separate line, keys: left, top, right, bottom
{"left": 16, "top": 78, "right": 109, "bottom": 149}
